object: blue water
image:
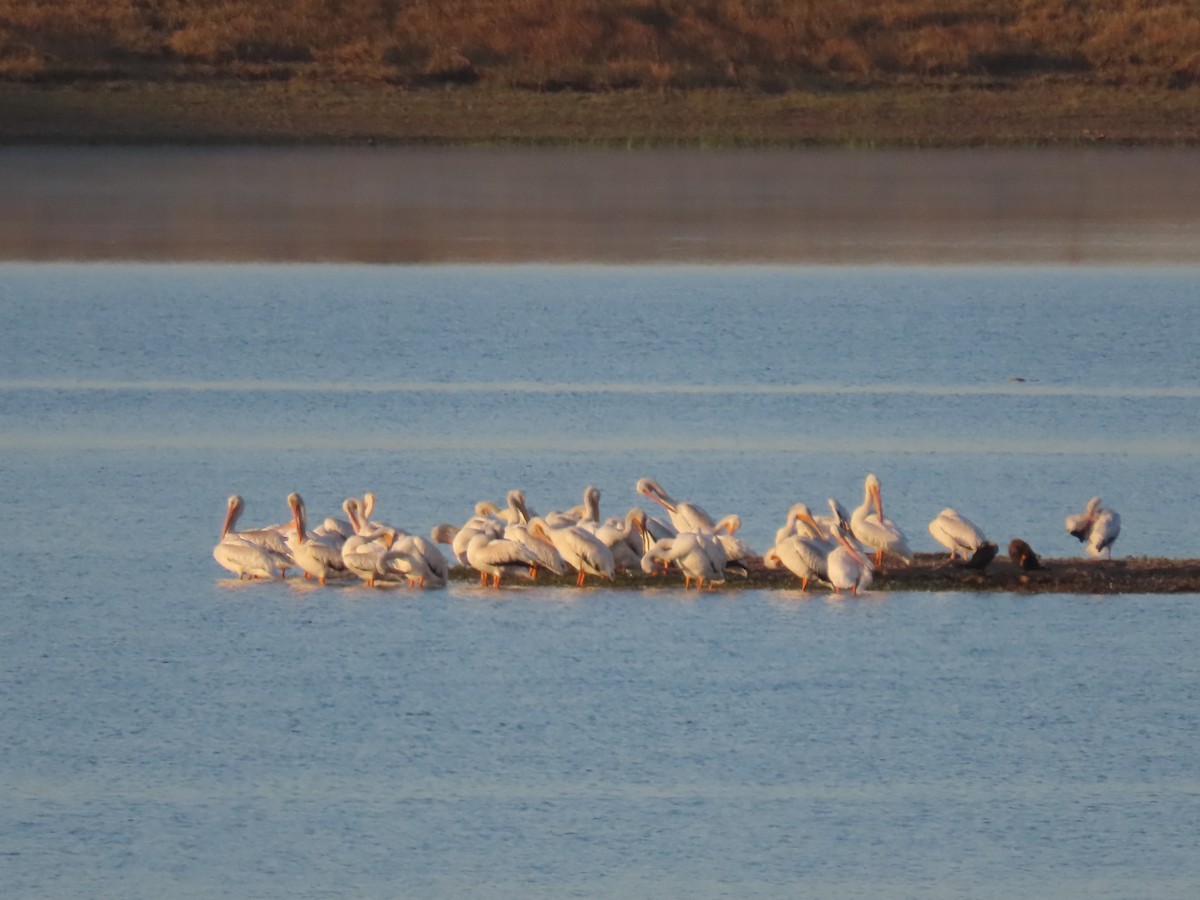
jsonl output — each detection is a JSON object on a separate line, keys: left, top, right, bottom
{"left": 3, "top": 262, "right": 1200, "bottom": 897}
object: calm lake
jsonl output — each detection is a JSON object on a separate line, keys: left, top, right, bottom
{"left": 2, "top": 147, "right": 1199, "bottom": 898}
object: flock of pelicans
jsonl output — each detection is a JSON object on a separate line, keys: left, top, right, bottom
{"left": 213, "top": 475, "right": 1122, "bottom": 595}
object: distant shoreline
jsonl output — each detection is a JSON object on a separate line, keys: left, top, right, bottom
{"left": 4, "top": 80, "right": 1200, "bottom": 147}
{"left": 440, "top": 554, "right": 1193, "bottom": 594}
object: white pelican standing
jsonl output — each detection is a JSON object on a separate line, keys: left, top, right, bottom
{"left": 577, "top": 486, "right": 643, "bottom": 571}
{"left": 384, "top": 533, "right": 450, "bottom": 588}
{"left": 765, "top": 504, "right": 834, "bottom": 591}
{"left": 928, "top": 508, "right": 987, "bottom": 561}
{"left": 286, "top": 492, "right": 349, "bottom": 585}
{"left": 827, "top": 528, "right": 874, "bottom": 596}
{"left": 530, "top": 516, "right": 616, "bottom": 587}
{"left": 1066, "top": 496, "right": 1121, "bottom": 559}
{"left": 765, "top": 534, "right": 831, "bottom": 592}
{"left": 850, "top": 474, "right": 912, "bottom": 567}
{"left": 213, "top": 495, "right": 290, "bottom": 580}
{"left": 218, "top": 494, "right": 292, "bottom": 558}
{"left": 342, "top": 528, "right": 398, "bottom": 587}
{"left": 640, "top": 531, "right": 725, "bottom": 589}
{"left": 503, "top": 521, "right": 568, "bottom": 578}
{"left": 636, "top": 478, "right": 717, "bottom": 534}
{"left": 431, "top": 514, "right": 504, "bottom": 568}
{"left": 708, "top": 514, "right": 756, "bottom": 577}
{"left": 464, "top": 531, "right": 540, "bottom": 588}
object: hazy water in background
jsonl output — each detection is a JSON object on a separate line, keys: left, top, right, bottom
{"left": 3, "top": 147, "right": 1200, "bottom": 897}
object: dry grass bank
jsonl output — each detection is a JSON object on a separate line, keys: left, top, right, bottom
{"left": 3, "top": 0, "right": 1200, "bottom": 89}
{"left": 3, "top": 1, "right": 1200, "bottom": 145}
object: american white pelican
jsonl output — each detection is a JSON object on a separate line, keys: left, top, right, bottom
{"left": 811, "top": 498, "right": 853, "bottom": 539}
{"left": 708, "top": 514, "right": 756, "bottom": 577}
{"left": 598, "top": 507, "right": 658, "bottom": 568}
{"left": 399, "top": 533, "right": 449, "bottom": 586}
{"left": 1083, "top": 499, "right": 1120, "bottom": 558}
{"left": 1064, "top": 496, "right": 1100, "bottom": 540}
{"left": 430, "top": 523, "right": 468, "bottom": 566}
{"left": 380, "top": 533, "right": 449, "bottom": 588}
{"left": 850, "top": 474, "right": 912, "bottom": 566}
{"left": 432, "top": 514, "right": 504, "bottom": 568}
{"left": 342, "top": 528, "right": 398, "bottom": 587}
{"left": 503, "top": 521, "right": 568, "bottom": 578}
{"left": 640, "top": 531, "right": 725, "bottom": 589}
{"left": 928, "top": 508, "right": 987, "bottom": 561}
{"left": 213, "top": 536, "right": 288, "bottom": 580}
{"left": 764, "top": 534, "right": 831, "bottom": 592}
{"left": 636, "top": 478, "right": 716, "bottom": 534}
{"left": 218, "top": 494, "right": 292, "bottom": 558}
{"left": 503, "top": 489, "right": 535, "bottom": 525}
{"left": 576, "top": 487, "right": 643, "bottom": 570}
{"left": 530, "top": 517, "right": 615, "bottom": 587}
{"left": 765, "top": 505, "right": 834, "bottom": 590}
{"left": 1066, "top": 496, "right": 1121, "bottom": 559}
{"left": 464, "top": 531, "right": 540, "bottom": 588}
{"left": 827, "top": 529, "right": 873, "bottom": 595}
{"left": 286, "top": 492, "right": 349, "bottom": 585}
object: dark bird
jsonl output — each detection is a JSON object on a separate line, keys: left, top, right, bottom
{"left": 963, "top": 541, "right": 998, "bottom": 570}
{"left": 1008, "top": 539, "right": 1042, "bottom": 570}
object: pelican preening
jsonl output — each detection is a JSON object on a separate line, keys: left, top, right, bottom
{"left": 1066, "top": 496, "right": 1121, "bottom": 559}
{"left": 636, "top": 478, "right": 716, "bottom": 534}
{"left": 827, "top": 528, "right": 874, "bottom": 595}
{"left": 214, "top": 479, "right": 1126, "bottom": 591}
{"left": 928, "top": 508, "right": 987, "bottom": 561}
{"left": 640, "top": 531, "right": 725, "bottom": 589}
{"left": 530, "top": 516, "right": 616, "bottom": 587}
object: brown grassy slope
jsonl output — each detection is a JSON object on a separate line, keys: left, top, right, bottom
{"left": 3, "top": 0, "right": 1200, "bottom": 89}
{"left": 4, "top": 1, "right": 1200, "bottom": 145}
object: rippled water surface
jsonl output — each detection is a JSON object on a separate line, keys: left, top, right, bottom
{"left": 4, "top": 151, "right": 1200, "bottom": 897}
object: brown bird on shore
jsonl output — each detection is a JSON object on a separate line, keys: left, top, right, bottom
{"left": 1008, "top": 539, "right": 1042, "bottom": 570}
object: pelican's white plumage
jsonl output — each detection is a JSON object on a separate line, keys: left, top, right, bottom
{"left": 382, "top": 533, "right": 450, "bottom": 588}
{"left": 850, "top": 474, "right": 912, "bottom": 566}
{"left": 576, "top": 486, "right": 643, "bottom": 570}
{"left": 531, "top": 517, "right": 615, "bottom": 586}
{"left": 464, "top": 531, "right": 540, "bottom": 588}
{"left": 213, "top": 537, "right": 287, "bottom": 580}
{"left": 928, "top": 508, "right": 987, "bottom": 560}
{"left": 214, "top": 494, "right": 291, "bottom": 580}
{"left": 396, "top": 533, "right": 450, "bottom": 586}
{"left": 218, "top": 494, "right": 291, "bottom": 558}
{"left": 827, "top": 529, "right": 874, "bottom": 595}
{"left": 765, "top": 505, "right": 834, "bottom": 590}
{"left": 636, "top": 478, "right": 716, "bottom": 534}
{"left": 764, "top": 534, "right": 832, "bottom": 591}
{"left": 342, "top": 528, "right": 398, "bottom": 587}
{"left": 640, "top": 531, "right": 725, "bottom": 589}
{"left": 433, "top": 515, "right": 504, "bottom": 568}
{"left": 286, "top": 492, "right": 348, "bottom": 585}
{"left": 503, "top": 522, "right": 568, "bottom": 577}
{"left": 1067, "top": 496, "right": 1121, "bottom": 559}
